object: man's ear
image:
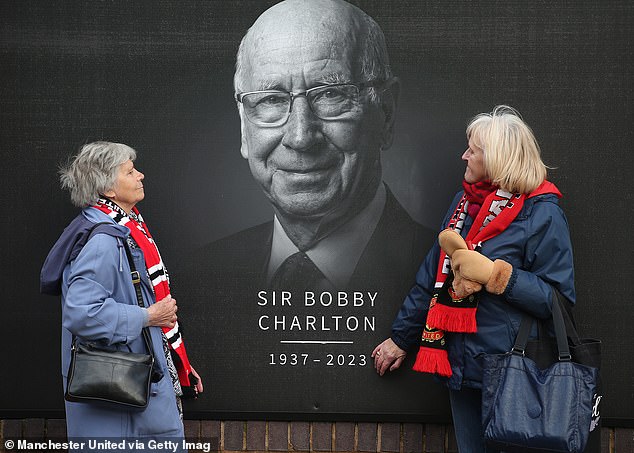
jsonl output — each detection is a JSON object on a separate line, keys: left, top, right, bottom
{"left": 379, "top": 77, "right": 400, "bottom": 151}
{"left": 238, "top": 104, "right": 249, "bottom": 159}
{"left": 102, "top": 189, "right": 116, "bottom": 199}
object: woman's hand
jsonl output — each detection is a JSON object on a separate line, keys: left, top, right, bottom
{"left": 190, "top": 365, "right": 204, "bottom": 394}
{"left": 372, "top": 338, "right": 406, "bottom": 376}
{"left": 146, "top": 295, "right": 178, "bottom": 328}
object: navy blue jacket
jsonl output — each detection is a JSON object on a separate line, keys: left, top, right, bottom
{"left": 391, "top": 190, "right": 575, "bottom": 390}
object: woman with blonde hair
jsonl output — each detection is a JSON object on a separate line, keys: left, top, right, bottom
{"left": 373, "top": 106, "right": 575, "bottom": 452}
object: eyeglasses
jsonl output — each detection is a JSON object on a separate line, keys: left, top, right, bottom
{"left": 235, "top": 81, "right": 385, "bottom": 127}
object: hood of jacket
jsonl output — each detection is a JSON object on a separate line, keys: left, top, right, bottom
{"left": 40, "top": 208, "right": 129, "bottom": 296}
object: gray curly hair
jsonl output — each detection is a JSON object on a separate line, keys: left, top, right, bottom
{"left": 59, "top": 141, "right": 136, "bottom": 207}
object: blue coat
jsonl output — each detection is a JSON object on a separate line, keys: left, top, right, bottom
{"left": 42, "top": 207, "right": 184, "bottom": 442}
{"left": 391, "top": 191, "right": 575, "bottom": 390}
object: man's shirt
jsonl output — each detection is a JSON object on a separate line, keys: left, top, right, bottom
{"left": 266, "top": 183, "right": 387, "bottom": 290}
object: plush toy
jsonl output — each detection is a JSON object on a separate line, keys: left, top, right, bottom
{"left": 438, "top": 228, "right": 513, "bottom": 298}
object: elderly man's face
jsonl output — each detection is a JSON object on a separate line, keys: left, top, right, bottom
{"left": 238, "top": 24, "right": 391, "bottom": 219}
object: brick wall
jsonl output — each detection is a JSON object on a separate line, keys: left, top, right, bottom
{"left": 2, "top": 419, "right": 633, "bottom": 452}
{"left": 180, "top": 421, "right": 455, "bottom": 452}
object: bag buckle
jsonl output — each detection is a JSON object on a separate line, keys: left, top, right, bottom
{"left": 511, "top": 346, "right": 525, "bottom": 356}
{"left": 559, "top": 352, "right": 572, "bottom": 361}
{"left": 130, "top": 270, "right": 141, "bottom": 284}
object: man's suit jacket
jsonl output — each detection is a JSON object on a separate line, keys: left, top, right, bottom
{"left": 193, "top": 189, "right": 434, "bottom": 292}
{"left": 182, "top": 189, "right": 440, "bottom": 415}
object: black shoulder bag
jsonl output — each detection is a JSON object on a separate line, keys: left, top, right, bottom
{"left": 65, "top": 243, "right": 159, "bottom": 408}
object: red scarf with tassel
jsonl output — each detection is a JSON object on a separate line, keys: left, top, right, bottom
{"left": 94, "top": 199, "right": 193, "bottom": 387}
{"left": 412, "top": 180, "right": 561, "bottom": 377}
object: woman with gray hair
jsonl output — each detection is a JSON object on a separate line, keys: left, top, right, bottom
{"left": 373, "top": 106, "right": 576, "bottom": 452}
{"left": 41, "top": 141, "right": 202, "bottom": 445}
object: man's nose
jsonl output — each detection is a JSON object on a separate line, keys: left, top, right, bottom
{"left": 281, "top": 96, "right": 321, "bottom": 151}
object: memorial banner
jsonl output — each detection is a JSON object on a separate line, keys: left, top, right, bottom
{"left": 1, "top": 0, "right": 632, "bottom": 425}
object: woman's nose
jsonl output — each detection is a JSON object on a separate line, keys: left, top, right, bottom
{"left": 461, "top": 149, "right": 470, "bottom": 160}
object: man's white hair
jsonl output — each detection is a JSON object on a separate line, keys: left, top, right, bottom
{"left": 233, "top": 0, "right": 393, "bottom": 103}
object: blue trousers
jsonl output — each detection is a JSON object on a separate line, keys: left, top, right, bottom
{"left": 449, "top": 387, "right": 502, "bottom": 453}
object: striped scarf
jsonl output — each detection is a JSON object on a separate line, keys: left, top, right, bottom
{"left": 94, "top": 198, "right": 193, "bottom": 387}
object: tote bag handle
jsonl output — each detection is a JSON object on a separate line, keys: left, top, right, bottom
{"left": 512, "top": 289, "right": 571, "bottom": 361}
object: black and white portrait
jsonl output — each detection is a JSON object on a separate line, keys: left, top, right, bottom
{"left": 2, "top": 0, "right": 632, "bottom": 423}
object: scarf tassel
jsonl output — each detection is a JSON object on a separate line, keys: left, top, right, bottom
{"left": 412, "top": 346, "right": 453, "bottom": 377}
{"left": 426, "top": 303, "right": 478, "bottom": 333}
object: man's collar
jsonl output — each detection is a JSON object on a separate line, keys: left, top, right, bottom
{"left": 267, "top": 184, "right": 387, "bottom": 288}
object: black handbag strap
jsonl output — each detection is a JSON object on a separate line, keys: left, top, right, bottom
{"left": 512, "top": 288, "right": 572, "bottom": 361}
{"left": 555, "top": 290, "right": 582, "bottom": 345}
{"left": 122, "top": 242, "right": 155, "bottom": 360}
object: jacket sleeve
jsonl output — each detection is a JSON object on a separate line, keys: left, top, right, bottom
{"left": 390, "top": 243, "right": 440, "bottom": 351}
{"left": 390, "top": 192, "right": 463, "bottom": 351}
{"left": 62, "top": 233, "right": 147, "bottom": 344}
{"left": 503, "top": 199, "right": 575, "bottom": 318}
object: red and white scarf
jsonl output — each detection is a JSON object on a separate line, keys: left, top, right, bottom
{"left": 94, "top": 198, "right": 193, "bottom": 387}
{"left": 412, "top": 180, "right": 562, "bottom": 377}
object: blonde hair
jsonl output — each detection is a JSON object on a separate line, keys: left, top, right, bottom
{"left": 60, "top": 141, "right": 136, "bottom": 207}
{"left": 466, "top": 105, "right": 547, "bottom": 194}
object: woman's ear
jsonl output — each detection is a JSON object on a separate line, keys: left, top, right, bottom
{"left": 379, "top": 77, "right": 400, "bottom": 151}
{"left": 102, "top": 189, "right": 116, "bottom": 199}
